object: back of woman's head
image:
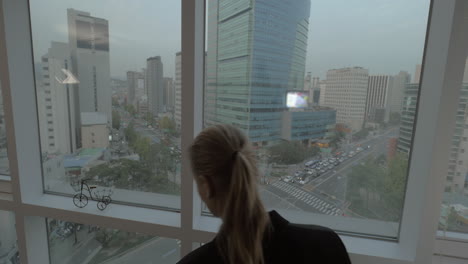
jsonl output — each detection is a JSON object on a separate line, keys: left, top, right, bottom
{"left": 189, "top": 124, "right": 270, "bottom": 264}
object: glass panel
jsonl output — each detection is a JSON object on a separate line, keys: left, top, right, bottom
{"left": 438, "top": 56, "right": 468, "bottom": 234}
{"left": 0, "top": 210, "right": 19, "bottom": 264}
{"left": 203, "top": 0, "right": 430, "bottom": 238}
{"left": 29, "top": 1, "right": 181, "bottom": 209}
{"left": 0, "top": 79, "right": 10, "bottom": 176}
{"left": 47, "top": 218, "right": 180, "bottom": 264}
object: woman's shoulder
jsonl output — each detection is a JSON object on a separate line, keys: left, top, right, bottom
{"left": 177, "top": 241, "right": 222, "bottom": 264}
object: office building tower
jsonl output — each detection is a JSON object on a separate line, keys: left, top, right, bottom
{"left": 324, "top": 67, "right": 369, "bottom": 131}
{"left": 205, "top": 0, "right": 311, "bottom": 145}
{"left": 311, "top": 77, "right": 321, "bottom": 105}
{"left": 397, "top": 83, "right": 419, "bottom": 154}
{"left": 67, "top": 9, "right": 112, "bottom": 126}
{"left": 413, "top": 64, "right": 422, "bottom": 83}
{"left": 146, "top": 56, "right": 164, "bottom": 116}
{"left": 174, "top": 52, "right": 182, "bottom": 130}
{"left": 365, "top": 75, "right": 392, "bottom": 123}
{"left": 387, "top": 71, "right": 410, "bottom": 116}
{"left": 37, "top": 42, "right": 77, "bottom": 155}
{"left": 127, "top": 71, "right": 145, "bottom": 107}
{"left": 318, "top": 80, "right": 327, "bottom": 106}
{"left": 164, "top": 77, "right": 175, "bottom": 111}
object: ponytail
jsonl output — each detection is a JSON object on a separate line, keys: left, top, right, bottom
{"left": 189, "top": 124, "right": 271, "bottom": 264}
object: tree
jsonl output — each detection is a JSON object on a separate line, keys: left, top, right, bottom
{"left": 329, "top": 131, "right": 345, "bottom": 148}
{"left": 352, "top": 128, "right": 369, "bottom": 141}
{"left": 268, "top": 141, "right": 319, "bottom": 165}
{"left": 112, "top": 97, "right": 119, "bottom": 107}
{"left": 124, "top": 121, "right": 138, "bottom": 146}
{"left": 124, "top": 105, "right": 136, "bottom": 117}
{"left": 112, "top": 110, "right": 121, "bottom": 130}
{"left": 95, "top": 228, "right": 114, "bottom": 248}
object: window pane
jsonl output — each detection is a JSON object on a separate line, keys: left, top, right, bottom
{"left": 29, "top": 1, "right": 181, "bottom": 209}
{"left": 438, "top": 57, "right": 468, "bottom": 235}
{"left": 0, "top": 210, "right": 19, "bottom": 264}
{"left": 203, "top": 0, "right": 430, "bottom": 238}
{"left": 0, "top": 80, "right": 10, "bottom": 176}
{"left": 46, "top": 218, "right": 180, "bottom": 264}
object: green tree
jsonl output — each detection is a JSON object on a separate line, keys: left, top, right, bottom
{"left": 268, "top": 141, "right": 319, "bottom": 165}
{"left": 112, "top": 97, "right": 119, "bottom": 107}
{"left": 124, "top": 121, "right": 138, "bottom": 146}
{"left": 352, "top": 128, "right": 369, "bottom": 141}
{"left": 159, "top": 116, "right": 175, "bottom": 130}
{"left": 124, "top": 105, "right": 136, "bottom": 117}
{"left": 112, "top": 110, "right": 121, "bottom": 130}
{"left": 329, "top": 131, "right": 345, "bottom": 149}
{"left": 95, "top": 229, "right": 114, "bottom": 248}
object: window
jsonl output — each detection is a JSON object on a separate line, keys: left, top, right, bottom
{"left": 46, "top": 217, "right": 179, "bottom": 264}
{"left": 0, "top": 80, "right": 9, "bottom": 176}
{"left": 1, "top": 0, "right": 467, "bottom": 263}
{"left": 203, "top": 0, "right": 430, "bottom": 239}
{"left": 0, "top": 210, "right": 19, "bottom": 263}
{"left": 29, "top": 0, "right": 182, "bottom": 209}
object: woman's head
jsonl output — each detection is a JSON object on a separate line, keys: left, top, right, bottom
{"left": 189, "top": 124, "right": 269, "bottom": 264}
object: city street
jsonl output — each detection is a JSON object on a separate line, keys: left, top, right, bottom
{"left": 262, "top": 127, "right": 400, "bottom": 216}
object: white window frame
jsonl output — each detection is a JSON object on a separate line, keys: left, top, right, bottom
{"left": 0, "top": 0, "right": 466, "bottom": 263}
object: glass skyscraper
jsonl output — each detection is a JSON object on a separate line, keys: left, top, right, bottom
{"left": 205, "top": 0, "right": 311, "bottom": 145}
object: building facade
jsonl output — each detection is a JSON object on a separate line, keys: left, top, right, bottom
{"left": 174, "top": 52, "right": 182, "bottom": 130}
{"left": 164, "top": 77, "right": 175, "bottom": 112}
{"left": 397, "top": 83, "right": 419, "bottom": 154}
{"left": 205, "top": 0, "right": 311, "bottom": 145}
{"left": 38, "top": 42, "right": 78, "bottom": 155}
{"left": 67, "top": 9, "right": 112, "bottom": 126}
{"left": 281, "top": 107, "right": 336, "bottom": 146}
{"left": 366, "top": 75, "right": 392, "bottom": 123}
{"left": 126, "top": 71, "right": 145, "bottom": 107}
{"left": 324, "top": 67, "right": 369, "bottom": 131}
{"left": 146, "top": 56, "right": 164, "bottom": 116}
{"left": 387, "top": 71, "right": 411, "bottom": 116}
{"left": 80, "top": 112, "right": 109, "bottom": 149}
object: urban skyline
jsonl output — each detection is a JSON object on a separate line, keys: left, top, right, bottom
{"left": 30, "top": 0, "right": 430, "bottom": 79}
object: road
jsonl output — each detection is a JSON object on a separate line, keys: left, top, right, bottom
{"left": 263, "top": 127, "right": 400, "bottom": 216}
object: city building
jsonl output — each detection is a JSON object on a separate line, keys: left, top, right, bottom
{"left": 146, "top": 56, "right": 164, "bottom": 116}
{"left": 80, "top": 112, "right": 109, "bottom": 149}
{"left": 365, "top": 75, "right": 392, "bottom": 123}
{"left": 164, "top": 77, "right": 175, "bottom": 112}
{"left": 324, "top": 67, "right": 369, "bottom": 131}
{"left": 67, "top": 9, "right": 112, "bottom": 126}
{"left": 280, "top": 107, "right": 336, "bottom": 146}
{"left": 413, "top": 64, "right": 422, "bottom": 83}
{"left": 318, "top": 80, "right": 327, "bottom": 106}
{"left": 126, "top": 71, "right": 145, "bottom": 107}
{"left": 387, "top": 71, "right": 411, "bottom": 116}
{"left": 174, "top": 52, "right": 182, "bottom": 130}
{"left": 397, "top": 83, "right": 419, "bottom": 154}
{"left": 37, "top": 42, "right": 78, "bottom": 155}
{"left": 205, "top": 0, "right": 311, "bottom": 145}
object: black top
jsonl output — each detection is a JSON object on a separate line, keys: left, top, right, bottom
{"left": 178, "top": 210, "right": 352, "bottom": 264}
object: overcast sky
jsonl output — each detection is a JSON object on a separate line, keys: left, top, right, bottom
{"left": 30, "top": 0, "right": 430, "bottom": 80}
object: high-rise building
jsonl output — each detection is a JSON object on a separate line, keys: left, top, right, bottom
{"left": 174, "top": 52, "right": 182, "bottom": 130}
{"left": 205, "top": 0, "right": 311, "bottom": 145}
{"left": 164, "top": 77, "right": 175, "bottom": 112}
{"left": 413, "top": 64, "right": 422, "bottom": 83}
{"left": 146, "top": 56, "right": 164, "bottom": 116}
{"left": 318, "top": 80, "right": 327, "bottom": 106}
{"left": 324, "top": 67, "right": 369, "bottom": 131}
{"left": 67, "top": 9, "right": 112, "bottom": 126}
{"left": 397, "top": 83, "right": 419, "bottom": 154}
{"left": 37, "top": 42, "right": 77, "bottom": 155}
{"left": 365, "top": 75, "right": 392, "bottom": 123}
{"left": 387, "top": 71, "right": 410, "bottom": 116}
{"left": 126, "top": 71, "right": 145, "bottom": 107}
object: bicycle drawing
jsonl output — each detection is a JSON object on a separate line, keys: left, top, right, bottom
{"left": 73, "top": 179, "right": 113, "bottom": 211}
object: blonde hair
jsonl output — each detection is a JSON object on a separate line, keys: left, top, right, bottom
{"left": 189, "top": 124, "right": 270, "bottom": 264}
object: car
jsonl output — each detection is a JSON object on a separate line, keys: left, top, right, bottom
{"left": 299, "top": 180, "right": 306, "bottom": 185}
{"left": 323, "top": 162, "right": 329, "bottom": 166}
{"left": 283, "top": 176, "right": 292, "bottom": 183}
{"left": 328, "top": 165, "right": 334, "bottom": 170}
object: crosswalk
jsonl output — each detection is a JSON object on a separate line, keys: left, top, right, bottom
{"left": 270, "top": 181, "right": 342, "bottom": 216}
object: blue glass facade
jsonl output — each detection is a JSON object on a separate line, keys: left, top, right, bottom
{"left": 206, "top": 0, "right": 311, "bottom": 144}
{"left": 290, "top": 110, "right": 336, "bottom": 141}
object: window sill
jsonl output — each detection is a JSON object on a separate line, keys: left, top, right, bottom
{"left": 434, "top": 231, "right": 468, "bottom": 259}
{"left": 20, "top": 193, "right": 182, "bottom": 236}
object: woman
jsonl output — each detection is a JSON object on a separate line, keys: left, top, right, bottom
{"left": 178, "top": 124, "right": 351, "bottom": 264}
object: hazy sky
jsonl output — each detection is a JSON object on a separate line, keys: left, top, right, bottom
{"left": 30, "top": 0, "right": 430, "bottom": 80}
